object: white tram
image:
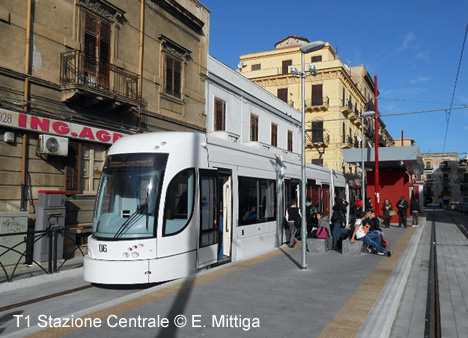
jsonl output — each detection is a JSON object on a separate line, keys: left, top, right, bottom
{"left": 84, "top": 132, "right": 348, "bottom": 284}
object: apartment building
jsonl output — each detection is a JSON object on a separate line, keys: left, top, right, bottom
{"left": 0, "top": 0, "right": 209, "bottom": 230}
{"left": 422, "top": 152, "right": 462, "bottom": 206}
{"left": 238, "top": 35, "right": 393, "bottom": 172}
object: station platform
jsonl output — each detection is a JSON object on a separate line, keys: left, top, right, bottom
{"left": 1, "top": 211, "right": 468, "bottom": 337}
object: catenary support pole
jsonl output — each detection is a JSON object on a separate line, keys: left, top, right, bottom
{"left": 374, "top": 75, "right": 380, "bottom": 213}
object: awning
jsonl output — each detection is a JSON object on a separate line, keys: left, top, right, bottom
{"left": 342, "top": 146, "right": 424, "bottom": 175}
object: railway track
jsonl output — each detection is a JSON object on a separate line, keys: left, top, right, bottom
{"left": 424, "top": 211, "right": 468, "bottom": 338}
{"left": 424, "top": 212, "right": 441, "bottom": 338}
{"left": 0, "top": 284, "right": 94, "bottom": 313}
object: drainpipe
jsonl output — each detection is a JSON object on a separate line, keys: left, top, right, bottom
{"left": 137, "top": 0, "right": 144, "bottom": 132}
{"left": 21, "top": 0, "right": 33, "bottom": 211}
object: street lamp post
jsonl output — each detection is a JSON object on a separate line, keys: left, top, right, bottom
{"left": 360, "top": 111, "right": 375, "bottom": 212}
{"left": 291, "top": 40, "right": 325, "bottom": 270}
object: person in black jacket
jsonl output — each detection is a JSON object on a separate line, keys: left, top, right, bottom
{"left": 396, "top": 196, "right": 409, "bottom": 228}
{"left": 285, "top": 199, "right": 301, "bottom": 248}
{"left": 410, "top": 198, "right": 420, "bottom": 227}
{"left": 331, "top": 196, "right": 349, "bottom": 249}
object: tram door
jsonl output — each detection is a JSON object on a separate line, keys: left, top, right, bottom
{"left": 198, "top": 169, "right": 218, "bottom": 268}
{"left": 283, "top": 179, "right": 301, "bottom": 244}
{"left": 197, "top": 169, "right": 232, "bottom": 268}
{"left": 218, "top": 172, "right": 232, "bottom": 261}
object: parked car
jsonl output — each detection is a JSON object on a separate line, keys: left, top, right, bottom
{"left": 426, "top": 201, "right": 441, "bottom": 208}
{"left": 450, "top": 202, "right": 460, "bottom": 210}
{"left": 456, "top": 202, "right": 468, "bottom": 211}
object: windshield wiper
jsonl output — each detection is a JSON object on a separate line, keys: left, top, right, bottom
{"left": 114, "top": 203, "right": 148, "bottom": 239}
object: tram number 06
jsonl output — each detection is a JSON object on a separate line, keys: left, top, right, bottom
{"left": 99, "top": 244, "right": 108, "bottom": 252}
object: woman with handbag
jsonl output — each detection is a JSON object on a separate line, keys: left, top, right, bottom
{"left": 381, "top": 199, "right": 394, "bottom": 228}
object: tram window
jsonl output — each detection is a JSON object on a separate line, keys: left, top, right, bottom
{"left": 163, "top": 168, "right": 195, "bottom": 236}
{"left": 238, "top": 176, "right": 276, "bottom": 226}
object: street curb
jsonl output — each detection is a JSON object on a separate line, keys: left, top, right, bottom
{"left": 358, "top": 218, "right": 426, "bottom": 337}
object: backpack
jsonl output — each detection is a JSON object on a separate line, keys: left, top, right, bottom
{"left": 315, "top": 226, "right": 328, "bottom": 239}
{"left": 381, "top": 235, "right": 388, "bottom": 248}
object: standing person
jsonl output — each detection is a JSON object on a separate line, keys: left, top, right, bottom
{"left": 365, "top": 197, "right": 373, "bottom": 211}
{"left": 331, "top": 196, "right": 349, "bottom": 249}
{"left": 396, "top": 196, "right": 409, "bottom": 228}
{"left": 285, "top": 199, "right": 301, "bottom": 248}
{"left": 381, "top": 199, "right": 394, "bottom": 228}
{"left": 410, "top": 197, "right": 420, "bottom": 227}
{"left": 306, "top": 197, "right": 317, "bottom": 236}
{"left": 351, "top": 211, "right": 392, "bottom": 257}
{"left": 354, "top": 198, "right": 363, "bottom": 218}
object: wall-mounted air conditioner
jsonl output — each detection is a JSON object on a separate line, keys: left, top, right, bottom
{"left": 38, "top": 135, "right": 69, "bottom": 156}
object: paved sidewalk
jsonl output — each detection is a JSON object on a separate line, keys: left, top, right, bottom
{"left": 2, "top": 224, "right": 418, "bottom": 338}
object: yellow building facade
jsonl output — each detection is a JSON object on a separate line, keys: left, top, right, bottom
{"left": 238, "top": 36, "right": 390, "bottom": 173}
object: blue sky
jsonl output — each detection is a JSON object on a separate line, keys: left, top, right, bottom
{"left": 201, "top": 0, "right": 468, "bottom": 155}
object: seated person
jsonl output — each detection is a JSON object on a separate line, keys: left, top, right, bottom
{"left": 243, "top": 206, "right": 257, "bottom": 221}
{"left": 307, "top": 212, "right": 319, "bottom": 237}
{"left": 363, "top": 210, "right": 383, "bottom": 235}
{"left": 350, "top": 211, "right": 392, "bottom": 257}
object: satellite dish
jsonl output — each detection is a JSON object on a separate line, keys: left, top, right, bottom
{"left": 46, "top": 137, "right": 59, "bottom": 152}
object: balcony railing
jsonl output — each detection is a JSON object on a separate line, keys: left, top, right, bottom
{"left": 306, "top": 96, "right": 329, "bottom": 108}
{"left": 306, "top": 129, "right": 330, "bottom": 145}
{"left": 60, "top": 50, "right": 140, "bottom": 102}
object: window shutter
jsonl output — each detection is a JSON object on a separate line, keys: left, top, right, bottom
{"left": 65, "top": 142, "right": 82, "bottom": 194}
{"left": 277, "top": 88, "right": 288, "bottom": 103}
{"left": 282, "top": 60, "right": 292, "bottom": 74}
{"left": 287, "top": 131, "right": 293, "bottom": 151}
{"left": 312, "top": 84, "right": 323, "bottom": 106}
{"left": 271, "top": 124, "right": 278, "bottom": 147}
{"left": 165, "top": 55, "right": 182, "bottom": 98}
{"left": 250, "top": 115, "right": 258, "bottom": 141}
{"left": 214, "top": 98, "right": 226, "bottom": 131}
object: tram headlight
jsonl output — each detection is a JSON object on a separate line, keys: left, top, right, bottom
{"left": 123, "top": 252, "right": 130, "bottom": 258}
{"left": 131, "top": 252, "right": 139, "bottom": 258}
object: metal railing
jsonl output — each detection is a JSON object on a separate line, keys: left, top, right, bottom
{"left": 0, "top": 226, "right": 91, "bottom": 283}
{"left": 60, "top": 50, "right": 140, "bottom": 101}
{"left": 305, "top": 96, "right": 329, "bottom": 107}
{"left": 306, "top": 129, "right": 330, "bottom": 145}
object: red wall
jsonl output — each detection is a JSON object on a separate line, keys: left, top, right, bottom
{"left": 366, "top": 169, "right": 411, "bottom": 222}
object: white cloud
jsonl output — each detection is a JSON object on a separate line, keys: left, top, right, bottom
{"left": 410, "top": 76, "right": 431, "bottom": 84}
{"left": 415, "top": 49, "right": 431, "bottom": 62}
{"left": 401, "top": 32, "right": 416, "bottom": 49}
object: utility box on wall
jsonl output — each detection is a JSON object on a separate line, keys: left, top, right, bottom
{"left": 0, "top": 212, "right": 29, "bottom": 265}
{"left": 33, "top": 191, "right": 66, "bottom": 262}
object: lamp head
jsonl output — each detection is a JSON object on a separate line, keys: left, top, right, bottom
{"left": 300, "top": 41, "right": 325, "bottom": 54}
{"left": 361, "top": 111, "right": 375, "bottom": 118}
{"left": 308, "top": 63, "right": 317, "bottom": 76}
{"left": 290, "top": 65, "right": 300, "bottom": 77}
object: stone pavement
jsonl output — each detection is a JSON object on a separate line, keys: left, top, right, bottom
{"left": 1, "top": 212, "right": 467, "bottom": 337}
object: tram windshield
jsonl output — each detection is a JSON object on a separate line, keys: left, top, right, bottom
{"left": 93, "top": 153, "right": 168, "bottom": 239}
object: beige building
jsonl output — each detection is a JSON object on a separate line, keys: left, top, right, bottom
{"left": 0, "top": 0, "right": 209, "bottom": 232}
{"left": 238, "top": 36, "right": 393, "bottom": 172}
{"left": 422, "top": 152, "right": 462, "bottom": 206}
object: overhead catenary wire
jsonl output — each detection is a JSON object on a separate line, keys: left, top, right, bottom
{"left": 305, "top": 105, "right": 468, "bottom": 124}
{"left": 443, "top": 22, "right": 468, "bottom": 152}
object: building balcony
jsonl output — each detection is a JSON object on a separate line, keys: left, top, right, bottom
{"left": 306, "top": 129, "right": 330, "bottom": 147}
{"left": 60, "top": 51, "right": 141, "bottom": 108}
{"left": 340, "top": 100, "right": 358, "bottom": 118}
{"left": 341, "top": 136, "right": 355, "bottom": 149}
{"left": 305, "top": 97, "right": 329, "bottom": 112}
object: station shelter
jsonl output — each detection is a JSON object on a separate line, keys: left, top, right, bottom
{"left": 343, "top": 146, "right": 424, "bottom": 222}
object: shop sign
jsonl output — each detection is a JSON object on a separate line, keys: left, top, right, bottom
{"left": 0, "top": 108, "right": 127, "bottom": 144}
